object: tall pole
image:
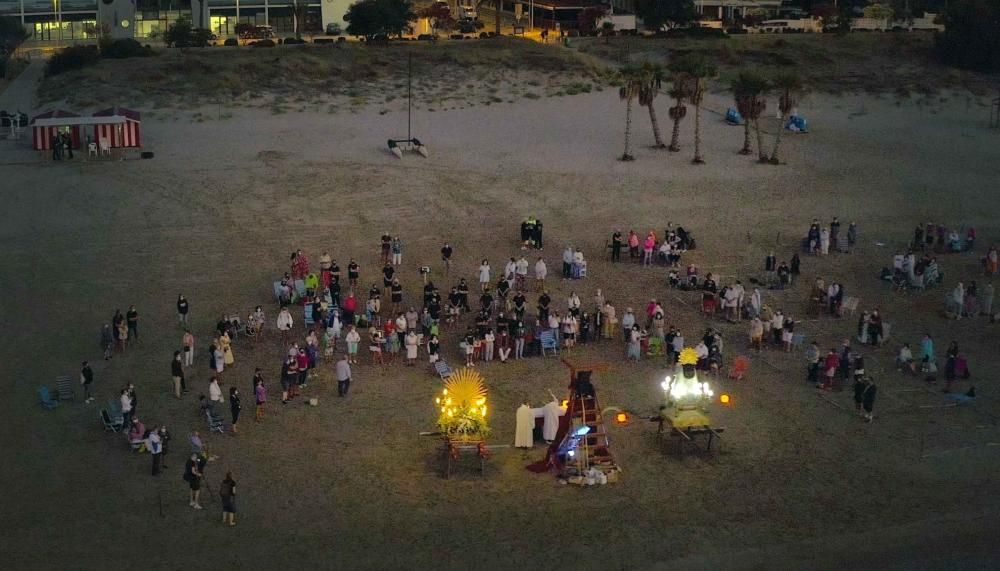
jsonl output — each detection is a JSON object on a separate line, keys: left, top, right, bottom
{"left": 407, "top": 53, "right": 412, "bottom": 141}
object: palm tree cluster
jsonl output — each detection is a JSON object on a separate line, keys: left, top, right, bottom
{"left": 729, "top": 71, "right": 804, "bottom": 165}
{"left": 617, "top": 57, "right": 716, "bottom": 164}
{"left": 615, "top": 61, "right": 805, "bottom": 166}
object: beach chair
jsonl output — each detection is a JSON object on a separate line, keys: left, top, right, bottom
{"left": 647, "top": 336, "right": 665, "bottom": 356}
{"left": 434, "top": 360, "right": 453, "bottom": 381}
{"left": 791, "top": 333, "right": 806, "bottom": 351}
{"left": 540, "top": 330, "right": 559, "bottom": 356}
{"left": 725, "top": 107, "right": 743, "bottom": 125}
{"left": 101, "top": 409, "right": 124, "bottom": 432}
{"left": 273, "top": 280, "right": 283, "bottom": 301}
{"left": 728, "top": 355, "right": 750, "bottom": 381}
{"left": 303, "top": 304, "right": 315, "bottom": 327}
{"left": 576, "top": 261, "right": 587, "bottom": 279}
{"left": 841, "top": 297, "right": 859, "bottom": 316}
{"left": 55, "top": 375, "right": 75, "bottom": 401}
{"left": 38, "top": 386, "right": 60, "bottom": 410}
{"left": 294, "top": 279, "right": 307, "bottom": 301}
{"left": 206, "top": 409, "right": 225, "bottom": 434}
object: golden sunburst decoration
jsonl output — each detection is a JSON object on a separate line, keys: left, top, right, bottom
{"left": 435, "top": 368, "right": 490, "bottom": 438}
{"left": 678, "top": 347, "right": 699, "bottom": 366}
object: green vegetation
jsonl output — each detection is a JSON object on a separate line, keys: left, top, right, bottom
{"left": 344, "top": 0, "right": 415, "bottom": 41}
{"left": 936, "top": 0, "right": 1000, "bottom": 72}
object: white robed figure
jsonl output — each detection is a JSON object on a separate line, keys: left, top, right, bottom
{"left": 515, "top": 404, "right": 534, "bottom": 448}
{"left": 542, "top": 399, "right": 562, "bottom": 442}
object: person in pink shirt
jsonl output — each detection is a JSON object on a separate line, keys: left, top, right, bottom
{"left": 643, "top": 232, "right": 656, "bottom": 266}
{"left": 628, "top": 230, "right": 640, "bottom": 261}
{"left": 182, "top": 329, "right": 195, "bottom": 368}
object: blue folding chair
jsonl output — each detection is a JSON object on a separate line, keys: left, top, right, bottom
{"left": 726, "top": 107, "right": 743, "bottom": 125}
{"left": 38, "top": 386, "right": 60, "bottom": 410}
{"left": 294, "top": 280, "right": 307, "bottom": 301}
{"left": 303, "top": 304, "right": 315, "bottom": 327}
{"left": 540, "top": 330, "right": 559, "bottom": 356}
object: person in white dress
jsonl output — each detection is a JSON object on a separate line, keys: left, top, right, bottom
{"left": 542, "top": 400, "right": 562, "bottom": 442}
{"left": 534, "top": 257, "right": 547, "bottom": 292}
{"left": 478, "top": 260, "right": 491, "bottom": 292}
{"left": 515, "top": 403, "right": 535, "bottom": 448}
{"left": 404, "top": 331, "right": 418, "bottom": 365}
{"left": 276, "top": 307, "right": 293, "bottom": 340}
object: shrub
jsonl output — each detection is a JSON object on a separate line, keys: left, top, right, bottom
{"left": 102, "top": 38, "right": 154, "bottom": 58}
{"left": 224, "top": 38, "right": 238, "bottom": 46}
{"left": 45, "top": 45, "right": 100, "bottom": 76}
{"left": 251, "top": 39, "right": 276, "bottom": 47}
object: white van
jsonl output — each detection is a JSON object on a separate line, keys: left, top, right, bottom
{"left": 458, "top": 4, "right": 477, "bottom": 19}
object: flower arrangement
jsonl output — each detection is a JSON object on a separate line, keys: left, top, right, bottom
{"left": 436, "top": 368, "right": 490, "bottom": 440}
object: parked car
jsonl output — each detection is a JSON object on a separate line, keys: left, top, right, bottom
{"left": 457, "top": 19, "right": 476, "bottom": 34}
{"left": 458, "top": 4, "right": 477, "bottom": 19}
{"left": 326, "top": 23, "right": 342, "bottom": 35}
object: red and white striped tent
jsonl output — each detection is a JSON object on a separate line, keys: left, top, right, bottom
{"left": 93, "top": 107, "right": 142, "bottom": 148}
{"left": 31, "top": 109, "right": 82, "bottom": 151}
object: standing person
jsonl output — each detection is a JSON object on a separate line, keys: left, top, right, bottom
{"left": 335, "top": 354, "right": 352, "bottom": 397}
{"left": 214, "top": 343, "right": 225, "bottom": 377}
{"left": 405, "top": 330, "right": 419, "bottom": 366}
{"left": 515, "top": 256, "right": 529, "bottom": 291}
{"left": 380, "top": 232, "right": 392, "bottom": 264}
{"left": 120, "top": 388, "right": 134, "bottom": 427}
{"left": 209, "top": 376, "right": 224, "bottom": 410}
{"left": 276, "top": 307, "right": 293, "bottom": 341}
{"left": 391, "top": 236, "right": 403, "bottom": 266}
{"left": 534, "top": 257, "right": 547, "bottom": 292}
{"left": 345, "top": 325, "right": 361, "bottom": 364}
{"left": 478, "top": 259, "right": 491, "bottom": 292}
{"left": 347, "top": 258, "right": 360, "bottom": 289}
{"left": 382, "top": 262, "right": 395, "bottom": 298}
{"left": 101, "top": 324, "right": 114, "bottom": 360}
{"left": 280, "top": 356, "right": 295, "bottom": 404}
{"left": 254, "top": 374, "right": 266, "bottom": 422}
{"left": 441, "top": 242, "right": 453, "bottom": 274}
{"left": 182, "top": 329, "right": 195, "bottom": 369}
{"left": 562, "top": 246, "right": 574, "bottom": 279}
{"left": 643, "top": 232, "right": 655, "bottom": 266}
{"left": 126, "top": 305, "right": 139, "bottom": 342}
{"left": 177, "top": 295, "right": 189, "bottom": 326}
{"left": 859, "top": 377, "right": 877, "bottom": 422}
{"left": 513, "top": 320, "right": 526, "bottom": 359}
{"left": 943, "top": 341, "right": 959, "bottom": 393}
{"left": 184, "top": 454, "right": 205, "bottom": 510}
{"left": 229, "top": 387, "right": 241, "bottom": 433}
{"left": 171, "top": 351, "right": 184, "bottom": 399}
{"left": 611, "top": 230, "right": 623, "bottom": 262}
{"left": 148, "top": 427, "right": 163, "bottom": 476}
{"left": 805, "top": 341, "right": 820, "bottom": 384}
{"left": 80, "top": 361, "right": 94, "bottom": 403}
{"left": 821, "top": 348, "right": 839, "bottom": 390}
{"left": 296, "top": 348, "right": 310, "bottom": 389}
{"left": 220, "top": 472, "right": 237, "bottom": 526}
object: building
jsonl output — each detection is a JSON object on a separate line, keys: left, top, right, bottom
{"left": 0, "top": 0, "right": 352, "bottom": 42}
{"left": 693, "top": 0, "right": 783, "bottom": 22}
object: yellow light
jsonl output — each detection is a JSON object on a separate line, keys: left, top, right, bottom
{"left": 435, "top": 397, "right": 440, "bottom": 404}
{"left": 615, "top": 412, "right": 628, "bottom": 424}
{"left": 720, "top": 394, "right": 731, "bottom": 405}
{"left": 561, "top": 400, "right": 569, "bottom": 408}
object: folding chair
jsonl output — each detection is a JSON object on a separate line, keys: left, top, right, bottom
{"left": 38, "top": 386, "right": 60, "bottom": 409}
{"left": 273, "top": 280, "right": 283, "bottom": 301}
{"left": 434, "top": 360, "right": 453, "bottom": 381}
{"left": 206, "top": 409, "right": 225, "bottom": 433}
{"left": 576, "top": 261, "right": 587, "bottom": 279}
{"left": 647, "top": 336, "right": 664, "bottom": 356}
{"left": 99, "top": 138, "right": 111, "bottom": 156}
{"left": 728, "top": 355, "right": 750, "bottom": 381}
{"left": 294, "top": 280, "right": 307, "bottom": 301}
{"left": 791, "top": 333, "right": 806, "bottom": 351}
{"left": 101, "top": 409, "right": 123, "bottom": 432}
{"left": 841, "top": 297, "right": 859, "bottom": 316}
{"left": 540, "top": 330, "right": 559, "bottom": 356}
{"left": 55, "top": 375, "right": 75, "bottom": 401}
{"left": 303, "top": 304, "right": 315, "bottom": 327}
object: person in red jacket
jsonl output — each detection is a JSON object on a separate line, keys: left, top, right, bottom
{"left": 821, "top": 348, "right": 840, "bottom": 390}
{"left": 342, "top": 293, "right": 357, "bottom": 327}
{"left": 296, "top": 348, "right": 310, "bottom": 391}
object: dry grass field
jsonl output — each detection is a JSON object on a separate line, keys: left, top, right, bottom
{"left": 3, "top": 36, "right": 1000, "bottom": 570}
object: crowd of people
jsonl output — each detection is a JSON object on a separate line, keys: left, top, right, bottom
{"left": 76, "top": 215, "right": 991, "bottom": 524}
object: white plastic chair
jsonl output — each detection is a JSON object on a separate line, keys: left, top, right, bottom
{"left": 88, "top": 142, "right": 98, "bottom": 158}
{"left": 99, "top": 138, "right": 111, "bottom": 156}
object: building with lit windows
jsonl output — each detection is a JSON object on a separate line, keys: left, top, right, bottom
{"left": 0, "top": 0, "right": 353, "bottom": 43}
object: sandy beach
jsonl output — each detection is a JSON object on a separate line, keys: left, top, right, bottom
{"left": 2, "top": 45, "right": 1000, "bottom": 569}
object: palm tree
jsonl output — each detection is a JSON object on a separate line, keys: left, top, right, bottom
{"left": 665, "top": 56, "right": 699, "bottom": 153}
{"left": 666, "top": 85, "right": 686, "bottom": 152}
{"left": 637, "top": 63, "right": 667, "bottom": 149}
{"left": 769, "top": 73, "right": 803, "bottom": 164}
{"left": 730, "top": 71, "right": 769, "bottom": 161}
{"left": 617, "top": 65, "right": 642, "bottom": 161}
{"left": 686, "top": 60, "right": 716, "bottom": 165}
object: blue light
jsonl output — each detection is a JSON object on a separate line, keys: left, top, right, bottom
{"left": 573, "top": 425, "right": 592, "bottom": 437}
